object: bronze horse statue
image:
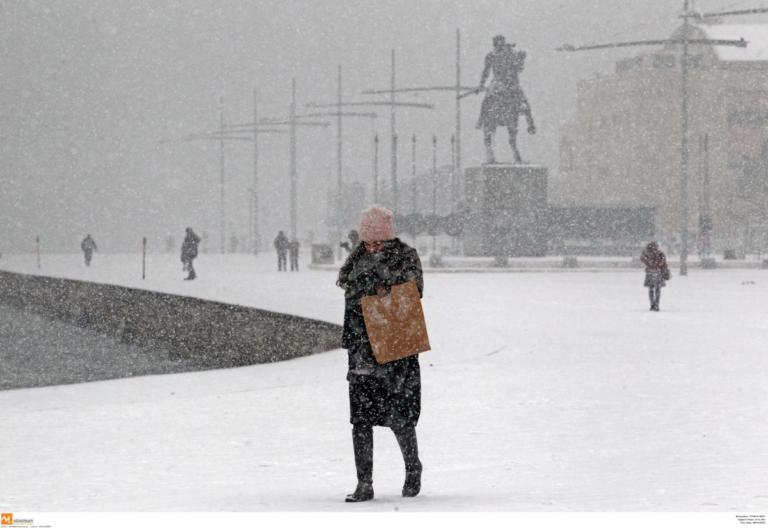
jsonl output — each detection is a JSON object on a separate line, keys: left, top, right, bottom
{"left": 465, "top": 35, "right": 536, "bottom": 164}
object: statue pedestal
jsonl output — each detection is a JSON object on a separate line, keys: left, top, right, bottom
{"left": 463, "top": 164, "right": 548, "bottom": 257}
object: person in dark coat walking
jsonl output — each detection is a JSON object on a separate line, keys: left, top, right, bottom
{"left": 336, "top": 205, "right": 424, "bottom": 503}
{"left": 274, "top": 231, "right": 289, "bottom": 271}
{"left": 289, "top": 237, "right": 300, "bottom": 271}
{"left": 80, "top": 234, "right": 98, "bottom": 266}
{"left": 340, "top": 229, "right": 360, "bottom": 254}
{"left": 640, "top": 241, "right": 669, "bottom": 311}
{"left": 180, "top": 227, "right": 201, "bottom": 280}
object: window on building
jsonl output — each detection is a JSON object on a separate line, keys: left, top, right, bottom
{"left": 728, "top": 110, "right": 768, "bottom": 127}
{"left": 653, "top": 54, "right": 676, "bottom": 68}
{"left": 615, "top": 56, "right": 644, "bottom": 73}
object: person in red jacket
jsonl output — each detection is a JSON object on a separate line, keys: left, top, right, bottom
{"left": 640, "top": 241, "right": 669, "bottom": 311}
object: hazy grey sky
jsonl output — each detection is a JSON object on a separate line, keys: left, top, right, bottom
{"left": 2, "top": 0, "right": 765, "bottom": 252}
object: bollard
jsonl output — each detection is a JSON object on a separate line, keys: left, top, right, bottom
{"left": 563, "top": 256, "right": 579, "bottom": 268}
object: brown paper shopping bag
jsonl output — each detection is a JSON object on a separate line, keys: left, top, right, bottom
{"left": 361, "top": 281, "right": 431, "bottom": 364}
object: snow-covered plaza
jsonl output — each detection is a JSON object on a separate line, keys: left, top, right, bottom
{"left": 1, "top": 252, "right": 767, "bottom": 511}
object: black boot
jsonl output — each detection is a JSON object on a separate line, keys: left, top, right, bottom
{"left": 394, "top": 426, "right": 422, "bottom": 497}
{"left": 345, "top": 481, "right": 374, "bottom": 503}
{"left": 402, "top": 467, "right": 422, "bottom": 498}
{"left": 346, "top": 425, "right": 374, "bottom": 502}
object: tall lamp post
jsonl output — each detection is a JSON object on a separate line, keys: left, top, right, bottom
{"left": 305, "top": 99, "right": 433, "bottom": 214}
{"left": 362, "top": 30, "right": 475, "bottom": 211}
{"left": 178, "top": 95, "right": 328, "bottom": 252}
{"left": 177, "top": 97, "right": 253, "bottom": 254}
{"left": 556, "top": 0, "right": 749, "bottom": 276}
{"left": 228, "top": 86, "right": 330, "bottom": 241}
{"left": 301, "top": 65, "right": 379, "bottom": 258}
{"left": 223, "top": 88, "right": 293, "bottom": 255}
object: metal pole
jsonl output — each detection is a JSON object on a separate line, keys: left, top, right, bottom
{"left": 337, "top": 65, "right": 343, "bottom": 260}
{"left": 455, "top": 29, "right": 462, "bottom": 192}
{"left": 392, "top": 133, "right": 398, "bottom": 212}
{"left": 432, "top": 134, "right": 437, "bottom": 252}
{"left": 702, "top": 132, "right": 711, "bottom": 256}
{"left": 680, "top": 6, "right": 690, "bottom": 275}
{"left": 411, "top": 134, "right": 417, "bottom": 214}
{"left": 450, "top": 134, "right": 457, "bottom": 254}
{"left": 142, "top": 236, "right": 147, "bottom": 280}
{"left": 391, "top": 49, "right": 398, "bottom": 212}
{"left": 290, "top": 78, "right": 298, "bottom": 239}
{"left": 411, "top": 133, "right": 417, "bottom": 244}
{"left": 219, "top": 97, "right": 226, "bottom": 254}
{"left": 450, "top": 134, "right": 456, "bottom": 213}
{"left": 36, "top": 235, "right": 40, "bottom": 269}
{"left": 252, "top": 87, "right": 260, "bottom": 254}
{"left": 373, "top": 134, "right": 379, "bottom": 203}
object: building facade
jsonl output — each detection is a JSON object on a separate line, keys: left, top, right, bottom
{"left": 559, "top": 22, "right": 768, "bottom": 255}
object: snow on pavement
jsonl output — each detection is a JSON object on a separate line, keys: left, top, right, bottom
{"left": 1, "top": 253, "right": 767, "bottom": 511}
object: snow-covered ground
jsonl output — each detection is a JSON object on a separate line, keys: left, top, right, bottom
{"left": 1, "top": 252, "right": 767, "bottom": 511}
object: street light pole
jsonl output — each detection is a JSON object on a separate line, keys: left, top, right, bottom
{"left": 304, "top": 97, "right": 431, "bottom": 218}
{"left": 680, "top": 3, "right": 691, "bottom": 275}
{"left": 450, "top": 134, "right": 456, "bottom": 212}
{"left": 290, "top": 78, "right": 298, "bottom": 239}
{"left": 700, "top": 132, "right": 711, "bottom": 257}
{"left": 391, "top": 50, "right": 397, "bottom": 213}
{"left": 219, "top": 97, "right": 226, "bottom": 254}
{"left": 411, "top": 133, "right": 417, "bottom": 243}
{"left": 252, "top": 87, "right": 260, "bottom": 254}
{"left": 411, "top": 134, "right": 419, "bottom": 214}
{"left": 455, "top": 29, "right": 463, "bottom": 188}
{"left": 337, "top": 66, "right": 344, "bottom": 259}
{"left": 373, "top": 133, "right": 380, "bottom": 203}
{"left": 432, "top": 134, "right": 438, "bottom": 252}
{"left": 361, "top": 31, "right": 473, "bottom": 212}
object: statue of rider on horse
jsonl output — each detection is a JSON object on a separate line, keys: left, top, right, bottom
{"left": 468, "top": 34, "right": 536, "bottom": 164}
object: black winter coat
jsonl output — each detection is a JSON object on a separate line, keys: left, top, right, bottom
{"left": 337, "top": 238, "right": 424, "bottom": 349}
{"left": 180, "top": 231, "right": 201, "bottom": 261}
{"left": 337, "top": 238, "right": 424, "bottom": 428}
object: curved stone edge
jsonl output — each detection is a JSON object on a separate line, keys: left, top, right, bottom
{"left": 0, "top": 270, "right": 342, "bottom": 371}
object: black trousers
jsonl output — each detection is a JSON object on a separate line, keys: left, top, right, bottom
{"left": 648, "top": 286, "right": 661, "bottom": 308}
{"left": 277, "top": 252, "right": 287, "bottom": 271}
{"left": 182, "top": 257, "right": 196, "bottom": 278}
{"left": 352, "top": 423, "right": 421, "bottom": 483}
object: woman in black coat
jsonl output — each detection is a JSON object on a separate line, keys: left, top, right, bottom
{"left": 640, "top": 241, "right": 669, "bottom": 311}
{"left": 336, "top": 205, "right": 424, "bottom": 502}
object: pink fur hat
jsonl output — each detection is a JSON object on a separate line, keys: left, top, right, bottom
{"left": 359, "top": 204, "right": 396, "bottom": 242}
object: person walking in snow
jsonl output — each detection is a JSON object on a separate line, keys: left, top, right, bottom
{"left": 289, "top": 237, "right": 300, "bottom": 271}
{"left": 180, "top": 227, "right": 201, "bottom": 280}
{"left": 640, "top": 241, "right": 669, "bottom": 311}
{"left": 340, "top": 229, "right": 360, "bottom": 254}
{"left": 336, "top": 205, "right": 424, "bottom": 503}
{"left": 274, "top": 230, "right": 289, "bottom": 271}
{"left": 80, "top": 234, "right": 98, "bottom": 266}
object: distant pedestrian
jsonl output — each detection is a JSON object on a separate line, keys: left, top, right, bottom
{"left": 181, "top": 227, "right": 201, "bottom": 280}
{"left": 289, "top": 237, "right": 300, "bottom": 271}
{"left": 640, "top": 241, "right": 669, "bottom": 311}
{"left": 274, "top": 230, "right": 289, "bottom": 271}
{"left": 80, "top": 234, "right": 98, "bottom": 266}
{"left": 340, "top": 229, "right": 360, "bottom": 254}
